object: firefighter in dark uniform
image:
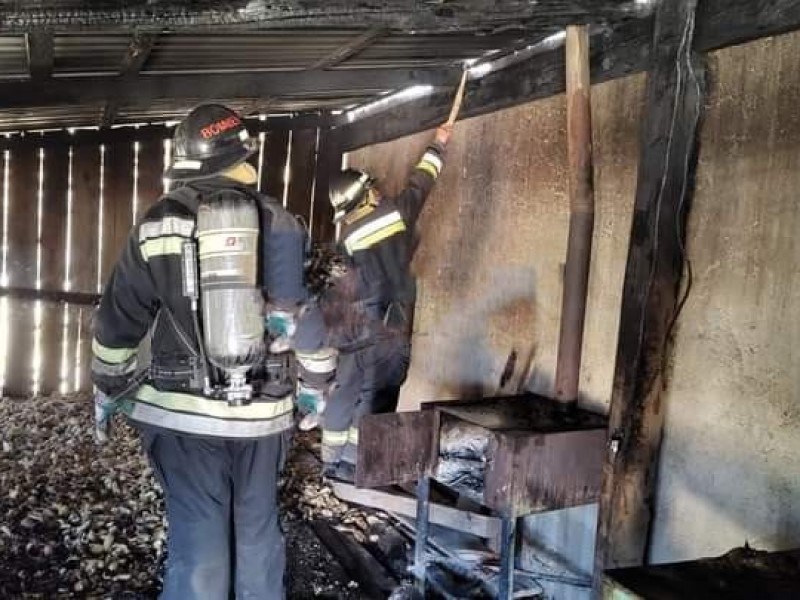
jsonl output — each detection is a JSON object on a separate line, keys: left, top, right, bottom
{"left": 320, "top": 124, "right": 452, "bottom": 479}
{"left": 91, "top": 104, "right": 334, "bottom": 600}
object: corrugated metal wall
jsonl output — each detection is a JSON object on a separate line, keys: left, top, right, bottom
{"left": 0, "top": 122, "right": 332, "bottom": 398}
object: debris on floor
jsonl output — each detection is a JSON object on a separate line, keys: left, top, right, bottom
{"left": 0, "top": 394, "right": 398, "bottom": 598}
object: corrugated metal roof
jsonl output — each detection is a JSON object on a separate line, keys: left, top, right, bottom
{"left": 0, "top": 35, "right": 26, "bottom": 77}
{"left": 53, "top": 33, "right": 130, "bottom": 75}
{"left": 0, "top": 25, "right": 556, "bottom": 131}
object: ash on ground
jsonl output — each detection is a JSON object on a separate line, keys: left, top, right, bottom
{"left": 0, "top": 394, "right": 376, "bottom": 599}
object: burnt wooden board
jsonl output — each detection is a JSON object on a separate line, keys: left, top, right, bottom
{"left": 309, "top": 129, "right": 340, "bottom": 243}
{"left": 136, "top": 136, "right": 165, "bottom": 219}
{"left": 4, "top": 145, "right": 40, "bottom": 396}
{"left": 70, "top": 144, "right": 101, "bottom": 294}
{"left": 101, "top": 141, "right": 134, "bottom": 284}
{"left": 40, "top": 145, "right": 70, "bottom": 395}
{"left": 285, "top": 127, "right": 318, "bottom": 224}
{"left": 356, "top": 411, "right": 435, "bottom": 488}
{"left": 261, "top": 129, "right": 289, "bottom": 202}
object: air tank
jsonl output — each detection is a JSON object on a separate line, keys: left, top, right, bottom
{"left": 196, "top": 192, "right": 265, "bottom": 382}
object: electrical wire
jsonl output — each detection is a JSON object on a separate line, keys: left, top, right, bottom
{"left": 631, "top": 3, "right": 701, "bottom": 399}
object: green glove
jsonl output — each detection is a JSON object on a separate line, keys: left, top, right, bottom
{"left": 94, "top": 391, "right": 118, "bottom": 445}
{"left": 296, "top": 382, "right": 326, "bottom": 416}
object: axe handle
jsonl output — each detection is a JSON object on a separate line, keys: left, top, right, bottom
{"left": 446, "top": 70, "right": 469, "bottom": 126}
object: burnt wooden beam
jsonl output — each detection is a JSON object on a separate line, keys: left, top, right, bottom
{"left": 311, "top": 520, "right": 398, "bottom": 598}
{"left": 25, "top": 27, "right": 53, "bottom": 80}
{"left": 335, "top": 0, "right": 800, "bottom": 151}
{"left": 100, "top": 32, "right": 157, "bottom": 128}
{"left": 0, "top": 286, "right": 100, "bottom": 306}
{"left": 0, "top": 2, "right": 648, "bottom": 33}
{"left": 593, "top": 0, "right": 705, "bottom": 586}
{"left": 0, "top": 67, "right": 456, "bottom": 110}
{"left": 307, "top": 27, "right": 387, "bottom": 70}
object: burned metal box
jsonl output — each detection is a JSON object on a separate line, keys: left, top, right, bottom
{"left": 356, "top": 393, "right": 608, "bottom": 517}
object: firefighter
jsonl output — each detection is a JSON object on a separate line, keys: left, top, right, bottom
{"left": 320, "top": 123, "right": 452, "bottom": 480}
{"left": 91, "top": 104, "right": 334, "bottom": 600}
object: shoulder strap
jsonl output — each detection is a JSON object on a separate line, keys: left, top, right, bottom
{"left": 162, "top": 185, "right": 203, "bottom": 213}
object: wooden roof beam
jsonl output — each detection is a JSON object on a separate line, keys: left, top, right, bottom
{"left": 307, "top": 27, "right": 388, "bottom": 70}
{"left": 0, "top": 67, "right": 457, "bottom": 111}
{"left": 335, "top": 0, "right": 800, "bottom": 151}
{"left": 100, "top": 32, "right": 157, "bottom": 128}
{"left": 25, "top": 27, "right": 53, "bottom": 81}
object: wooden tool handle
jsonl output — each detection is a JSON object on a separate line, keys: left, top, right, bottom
{"left": 446, "top": 70, "right": 469, "bottom": 126}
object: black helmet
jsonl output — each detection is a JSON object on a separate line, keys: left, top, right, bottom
{"left": 329, "top": 168, "right": 375, "bottom": 222}
{"left": 166, "top": 104, "right": 257, "bottom": 181}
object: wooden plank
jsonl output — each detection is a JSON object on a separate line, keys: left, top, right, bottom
{"left": 593, "top": 0, "right": 706, "bottom": 581}
{"left": 261, "top": 129, "right": 289, "bottom": 202}
{"left": 285, "top": 127, "right": 318, "bottom": 223}
{"left": 0, "top": 68, "right": 454, "bottom": 110}
{"left": 309, "top": 128, "right": 341, "bottom": 243}
{"left": 39, "top": 145, "right": 70, "bottom": 395}
{"left": 331, "top": 481, "right": 502, "bottom": 544}
{"left": 356, "top": 411, "right": 435, "bottom": 488}
{"left": 0, "top": 286, "right": 99, "bottom": 305}
{"left": 335, "top": 0, "right": 800, "bottom": 152}
{"left": 4, "top": 145, "right": 40, "bottom": 397}
{"left": 101, "top": 141, "right": 134, "bottom": 284}
{"left": 70, "top": 144, "right": 101, "bottom": 294}
{"left": 136, "top": 136, "right": 166, "bottom": 218}
{"left": 75, "top": 305, "right": 94, "bottom": 393}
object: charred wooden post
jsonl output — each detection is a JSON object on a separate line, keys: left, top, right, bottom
{"left": 555, "top": 24, "right": 594, "bottom": 404}
{"left": 593, "top": 0, "right": 705, "bottom": 587}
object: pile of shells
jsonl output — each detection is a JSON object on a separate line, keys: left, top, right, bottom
{"left": 0, "top": 394, "right": 165, "bottom": 597}
{"left": 281, "top": 431, "right": 388, "bottom": 545}
{"left": 0, "top": 395, "right": 391, "bottom": 598}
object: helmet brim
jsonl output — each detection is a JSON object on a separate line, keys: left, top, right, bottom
{"left": 166, "top": 141, "right": 257, "bottom": 182}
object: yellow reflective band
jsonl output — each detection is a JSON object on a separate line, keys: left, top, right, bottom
{"left": 323, "top": 429, "right": 349, "bottom": 447}
{"left": 347, "top": 221, "right": 406, "bottom": 252}
{"left": 140, "top": 236, "right": 185, "bottom": 261}
{"left": 135, "top": 385, "right": 293, "bottom": 420}
{"left": 92, "top": 338, "right": 137, "bottom": 364}
{"left": 348, "top": 427, "right": 359, "bottom": 445}
{"left": 343, "top": 201, "right": 376, "bottom": 226}
{"left": 416, "top": 161, "right": 439, "bottom": 179}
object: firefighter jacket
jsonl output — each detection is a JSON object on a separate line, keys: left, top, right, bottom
{"left": 335, "top": 141, "right": 445, "bottom": 335}
{"left": 91, "top": 177, "right": 334, "bottom": 439}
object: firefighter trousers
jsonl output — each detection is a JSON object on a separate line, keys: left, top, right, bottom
{"left": 141, "top": 428, "right": 287, "bottom": 600}
{"left": 322, "top": 334, "right": 410, "bottom": 466}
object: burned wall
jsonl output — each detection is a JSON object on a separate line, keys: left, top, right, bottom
{"left": 348, "top": 28, "right": 800, "bottom": 586}
{"left": 649, "top": 32, "right": 800, "bottom": 563}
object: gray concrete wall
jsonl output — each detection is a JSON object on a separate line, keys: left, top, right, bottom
{"left": 649, "top": 32, "right": 800, "bottom": 563}
{"left": 348, "top": 28, "right": 800, "bottom": 593}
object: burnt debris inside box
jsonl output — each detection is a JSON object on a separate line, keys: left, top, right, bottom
{"left": 356, "top": 393, "right": 608, "bottom": 517}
